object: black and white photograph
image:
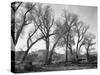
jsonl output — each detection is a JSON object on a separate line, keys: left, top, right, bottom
{"left": 11, "top": 1, "right": 98, "bottom": 73}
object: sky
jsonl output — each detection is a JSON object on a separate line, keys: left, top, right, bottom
{"left": 15, "top": 3, "right": 97, "bottom": 54}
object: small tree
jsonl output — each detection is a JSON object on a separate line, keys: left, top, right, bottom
{"left": 82, "top": 33, "right": 96, "bottom": 62}
{"left": 75, "top": 21, "right": 89, "bottom": 61}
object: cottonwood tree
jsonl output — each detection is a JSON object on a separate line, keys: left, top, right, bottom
{"left": 81, "top": 33, "right": 96, "bottom": 62}
{"left": 11, "top": 2, "right": 45, "bottom": 63}
{"left": 48, "top": 10, "right": 80, "bottom": 64}
{"left": 61, "top": 10, "right": 78, "bottom": 62}
{"left": 30, "top": 4, "right": 55, "bottom": 64}
{"left": 52, "top": 10, "right": 78, "bottom": 62}
{"left": 21, "top": 24, "right": 54, "bottom": 63}
{"left": 48, "top": 20, "right": 69, "bottom": 64}
{"left": 75, "top": 21, "right": 89, "bottom": 61}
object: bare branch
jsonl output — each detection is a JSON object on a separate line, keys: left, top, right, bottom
{"left": 11, "top": 2, "right": 22, "bottom": 12}
{"left": 27, "top": 27, "right": 39, "bottom": 48}
{"left": 49, "top": 16, "right": 54, "bottom": 29}
{"left": 16, "top": 2, "right": 22, "bottom": 12}
{"left": 15, "top": 3, "right": 36, "bottom": 44}
{"left": 79, "top": 25, "right": 89, "bottom": 42}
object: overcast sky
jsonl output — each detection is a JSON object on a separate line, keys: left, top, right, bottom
{"left": 15, "top": 3, "right": 97, "bottom": 54}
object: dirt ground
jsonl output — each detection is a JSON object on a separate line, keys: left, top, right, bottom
{"left": 14, "top": 62, "right": 97, "bottom": 73}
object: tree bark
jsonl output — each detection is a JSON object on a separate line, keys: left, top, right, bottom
{"left": 65, "top": 34, "right": 69, "bottom": 62}
{"left": 76, "top": 38, "right": 80, "bottom": 62}
{"left": 65, "top": 40, "right": 68, "bottom": 62}
{"left": 44, "top": 27, "right": 50, "bottom": 64}
{"left": 45, "top": 38, "right": 49, "bottom": 65}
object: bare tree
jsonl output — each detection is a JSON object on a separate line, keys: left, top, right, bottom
{"left": 47, "top": 10, "right": 80, "bottom": 64}
{"left": 48, "top": 20, "right": 70, "bottom": 64}
{"left": 75, "top": 21, "right": 89, "bottom": 61}
{"left": 11, "top": 2, "right": 44, "bottom": 64}
{"left": 11, "top": 2, "right": 44, "bottom": 63}
{"left": 61, "top": 10, "right": 78, "bottom": 62}
{"left": 30, "top": 4, "right": 55, "bottom": 64}
{"left": 21, "top": 25, "right": 55, "bottom": 63}
{"left": 81, "top": 33, "right": 96, "bottom": 62}
{"left": 51, "top": 10, "right": 78, "bottom": 62}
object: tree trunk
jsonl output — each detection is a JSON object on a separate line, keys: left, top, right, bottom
{"left": 11, "top": 24, "right": 15, "bottom": 45}
{"left": 48, "top": 35, "right": 62, "bottom": 64}
{"left": 48, "top": 50, "right": 53, "bottom": 65}
{"left": 76, "top": 40, "right": 79, "bottom": 62}
{"left": 65, "top": 34, "right": 69, "bottom": 62}
{"left": 65, "top": 41, "right": 68, "bottom": 62}
{"left": 21, "top": 48, "right": 30, "bottom": 64}
{"left": 78, "top": 44, "right": 83, "bottom": 55}
{"left": 68, "top": 44, "right": 73, "bottom": 55}
{"left": 45, "top": 37, "right": 49, "bottom": 65}
{"left": 86, "top": 45, "right": 89, "bottom": 62}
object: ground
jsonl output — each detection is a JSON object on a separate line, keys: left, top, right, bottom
{"left": 14, "top": 62, "right": 97, "bottom": 73}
